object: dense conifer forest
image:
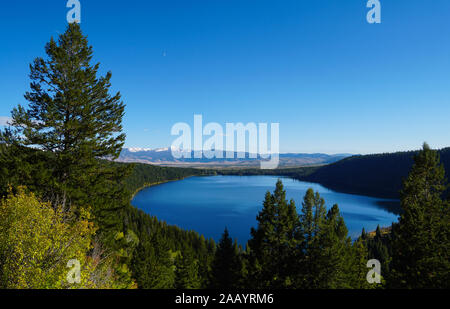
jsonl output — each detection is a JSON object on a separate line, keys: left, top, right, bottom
{"left": 123, "top": 162, "right": 213, "bottom": 197}
{"left": 299, "top": 148, "right": 450, "bottom": 199}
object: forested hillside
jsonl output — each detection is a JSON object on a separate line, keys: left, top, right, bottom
{"left": 121, "top": 163, "right": 218, "bottom": 288}
{"left": 217, "top": 166, "right": 317, "bottom": 178}
{"left": 123, "top": 162, "right": 213, "bottom": 197}
{"left": 122, "top": 205, "right": 216, "bottom": 289}
{"left": 299, "top": 148, "right": 450, "bottom": 199}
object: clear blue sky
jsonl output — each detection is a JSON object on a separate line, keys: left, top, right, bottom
{"left": 1, "top": 0, "right": 449, "bottom": 154}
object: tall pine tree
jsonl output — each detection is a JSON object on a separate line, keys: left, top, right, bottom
{"left": 175, "top": 249, "right": 202, "bottom": 289}
{"left": 389, "top": 143, "right": 450, "bottom": 288}
{"left": 297, "top": 190, "right": 370, "bottom": 289}
{"left": 0, "top": 23, "right": 130, "bottom": 240}
{"left": 247, "top": 180, "right": 301, "bottom": 288}
{"left": 297, "top": 188, "right": 327, "bottom": 288}
{"left": 209, "top": 228, "right": 243, "bottom": 289}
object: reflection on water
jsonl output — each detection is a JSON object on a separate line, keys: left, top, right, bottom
{"left": 375, "top": 200, "right": 402, "bottom": 215}
{"left": 132, "top": 176, "right": 399, "bottom": 244}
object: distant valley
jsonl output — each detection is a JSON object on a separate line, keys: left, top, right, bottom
{"left": 118, "top": 148, "right": 353, "bottom": 168}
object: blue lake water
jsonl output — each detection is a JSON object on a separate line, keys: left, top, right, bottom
{"left": 132, "top": 176, "right": 399, "bottom": 244}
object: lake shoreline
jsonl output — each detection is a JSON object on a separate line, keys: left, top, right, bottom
{"left": 130, "top": 175, "right": 195, "bottom": 200}
{"left": 131, "top": 174, "right": 400, "bottom": 210}
{"left": 132, "top": 175, "right": 399, "bottom": 243}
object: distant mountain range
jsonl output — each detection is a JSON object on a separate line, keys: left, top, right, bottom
{"left": 117, "top": 148, "right": 353, "bottom": 168}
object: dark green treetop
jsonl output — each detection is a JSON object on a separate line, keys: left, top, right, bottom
{"left": 209, "top": 228, "right": 244, "bottom": 289}
{"left": 390, "top": 143, "right": 450, "bottom": 288}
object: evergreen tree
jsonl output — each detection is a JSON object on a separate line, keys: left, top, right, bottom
{"left": 389, "top": 143, "right": 450, "bottom": 288}
{"left": 297, "top": 188, "right": 327, "bottom": 288}
{"left": 0, "top": 23, "right": 130, "bottom": 240}
{"left": 131, "top": 232, "right": 175, "bottom": 289}
{"left": 209, "top": 228, "right": 243, "bottom": 289}
{"left": 247, "top": 180, "right": 301, "bottom": 288}
{"left": 297, "top": 191, "right": 371, "bottom": 289}
{"left": 348, "top": 238, "right": 374, "bottom": 289}
{"left": 361, "top": 228, "right": 367, "bottom": 240}
{"left": 365, "top": 225, "right": 392, "bottom": 276}
{"left": 175, "top": 249, "right": 202, "bottom": 289}
{"left": 318, "top": 205, "right": 354, "bottom": 288}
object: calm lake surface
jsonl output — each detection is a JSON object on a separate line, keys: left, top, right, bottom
{"left": 132, "top": 176, "right": 399, "bottom": 243}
